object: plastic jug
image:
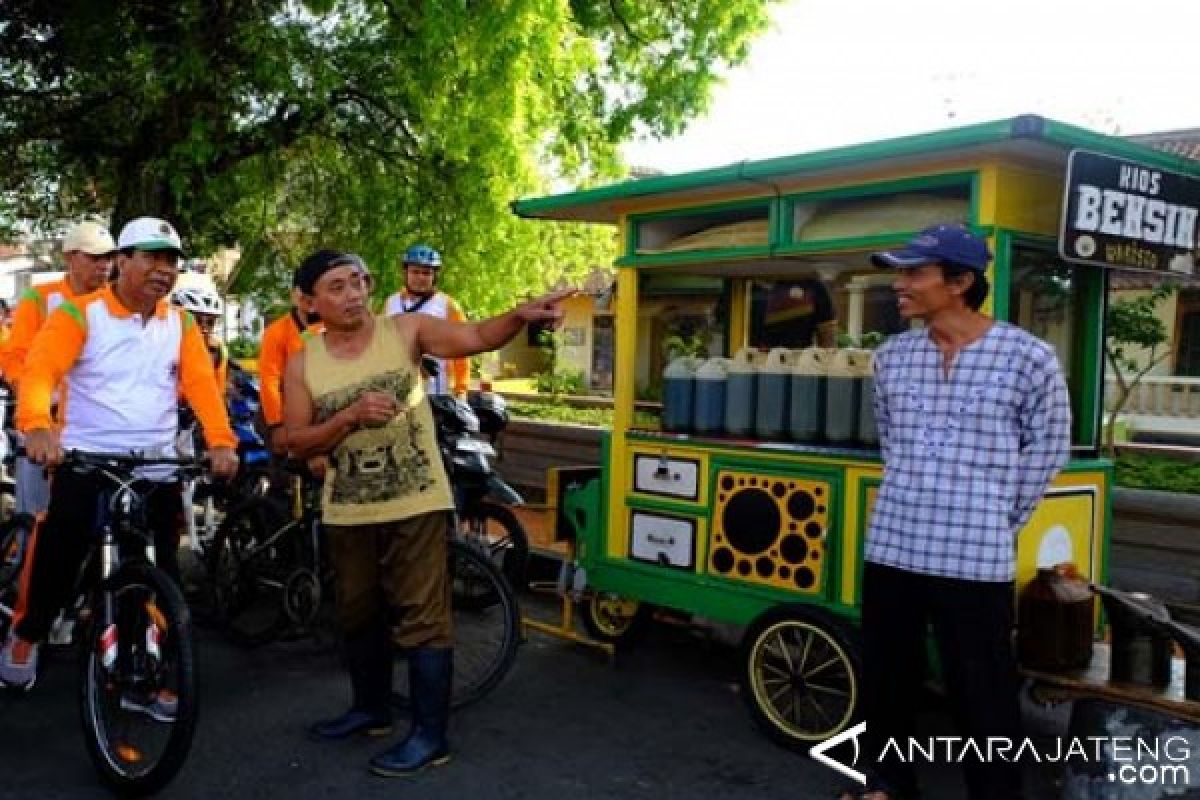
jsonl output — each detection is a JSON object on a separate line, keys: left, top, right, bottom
{"left": 755, "top": 348, "right": 792, "bottom": 440}
{"left": 724, "top": 348, "right": 761, "bottom": 437}
{"left": 661, "top": 356, "right": 698, "bottom": 433}
{"left": 693, "top": 357, "right": 730, "bottom": 435}
{"left": 852, "top": 350, "right": 878, "bottom": 446}
{"left": 824, "top": 349, "right": 862, "bottom": 444}
{"left": 789, "top": 348, "right": 829, "bottom": 442}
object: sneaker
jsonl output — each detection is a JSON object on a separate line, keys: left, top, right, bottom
{"left": 120, "top": 689, "right": 178, "bottom": 723}
{"left": 0, "top": 632, "right": 38, "bottom": 689}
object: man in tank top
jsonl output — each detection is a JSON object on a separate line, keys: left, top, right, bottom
{"left": 281, "top": 249, "right": 572, "bottom": 777}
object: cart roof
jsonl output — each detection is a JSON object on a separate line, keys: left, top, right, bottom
{"left": 514, "top": 115, "right": 1200, "bottom": 224}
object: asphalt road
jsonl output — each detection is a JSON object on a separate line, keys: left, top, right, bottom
{"left": 0, "top": 595, "right": 1062, "bottom": 800}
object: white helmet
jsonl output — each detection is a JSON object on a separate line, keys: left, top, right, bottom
{"left": 172, "top": 286, "right": 223, "bottom": 316}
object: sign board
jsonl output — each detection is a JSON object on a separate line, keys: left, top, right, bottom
{"left": 1059, "top": 149, "right": 1200, "bottom": 274}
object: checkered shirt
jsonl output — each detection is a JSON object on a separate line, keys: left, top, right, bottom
{"left": 864, "top": 321, "right": 1072, "bottom": 582}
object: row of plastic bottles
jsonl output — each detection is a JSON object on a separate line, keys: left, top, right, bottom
{"left": 662, "top": 347, "right": 879, "bottom": 446}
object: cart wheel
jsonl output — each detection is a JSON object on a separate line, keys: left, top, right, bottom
{"left": 581, "top": 592, "right": 648, "bottom": 645}
{"left": 740, "top": 605, "right": 861, "bottom": 749}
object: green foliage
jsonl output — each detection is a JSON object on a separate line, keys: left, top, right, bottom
{"left": 662, "top": 331, "right": 707, "bottom": 361}
{"left": 1115, "top": 453, "right": 1200, "bottom": 494}
{"left": 508, "top": 398, "right": 659, "bottom": 429}
{"left": 1, "top": 1, "right": 776, "bottom": 314}
{"left": 532, "top": 367, "right": 588, "bottom": 396}
{"left": 227, "top": 336, "right": 261, "bottom": 359}
{"left": 860, "top": 331, "right": 885, "bottom": 350}
{"left": 636, "top": 382, "right": 663, "bottom": 403}
{"left": 1104, "top": 284, "right": 1177, "bottom": 453}
{"left": 837, "top": 331, "right": 886, "bottom": 349}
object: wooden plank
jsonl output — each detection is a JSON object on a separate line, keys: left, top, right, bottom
{"left": 1023, "top": 643, "right": 1200, "bottom": 723}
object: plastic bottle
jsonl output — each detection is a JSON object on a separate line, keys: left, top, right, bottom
{"left": 824, "top": 349, "right": 860, "bottom": 444}
{"left": 755, "top": 348, "right": 793, "bottom": 440}
{"left": 789, "top": 348, "right": 829, "bottom": 442}
{"left": 693, "top": 357, "right": 730, "bottom": 435}
{"left": 661, "top": 356, "right": 698, "bottom": 433}
{"left": 724, "top": 348, "right": 761, "bottom": 438}
{"left": 852, "top": 349, "right": 878, "bottom": 446}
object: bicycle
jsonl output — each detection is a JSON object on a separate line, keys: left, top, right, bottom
{"left": 210, "top": 469, "right": 520, "bottom": 709}
{"left": 3, "top": 450, "right": 205, "bottom": 797}
{"left": 0, "top": 448, "right": 34, "bottom": 643}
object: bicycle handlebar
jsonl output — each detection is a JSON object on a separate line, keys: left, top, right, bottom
{"left": 14, "top": 445, "right": 211, "bottom": 473}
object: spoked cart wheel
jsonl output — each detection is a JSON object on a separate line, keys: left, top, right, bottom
{"left": 740, "top": 605, "right": 862, "bottom": 749}
{"left": 580, "top": 592, "right": 649, "bottom": 646}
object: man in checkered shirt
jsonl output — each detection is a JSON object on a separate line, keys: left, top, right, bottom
{"left": 846, "top": 225, "right": 1071, "bottom": 800}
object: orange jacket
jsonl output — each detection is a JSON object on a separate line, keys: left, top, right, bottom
{"left": 259, "top": 310, "right": 322, "bottom": 426}
{"left": 0, "top": 278, "right": 85, "bottom": 386}
{"left": 17, "top": 286, "right": 236, "bottom": 450}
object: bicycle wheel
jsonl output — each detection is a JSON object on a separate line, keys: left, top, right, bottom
{"left": 0, "top": 511, "right": 32, "bottom": 641}
{"left": 209, "top": 498, "right": 293, "bottom": 647}
{"left": 393, "top": 540, "right": 520, "bottom": 710}
{"left": 0, "top": 510, "right": 32, "bottom": 588}
{"left": 78, "top": 562, "right": 197, "bottom": 797}
{"left": 457, "top": 503, "right": 529, "bottom": 591}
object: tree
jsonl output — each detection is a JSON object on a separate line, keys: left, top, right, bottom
{"left": 1104, "top": 283, "right": 1177, "bottom": 453}
{"left": 1, "top": 0, "right": 776, "bottom": 313}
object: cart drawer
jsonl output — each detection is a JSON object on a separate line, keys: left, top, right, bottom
{"left": 629, "top": 512, "right": 696, "bottom": 569}
{"left": 633, "top": 453, "right": 701, "bottom": 502}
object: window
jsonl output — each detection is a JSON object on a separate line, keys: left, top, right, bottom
{"left": 1176, "top": 308, "right": 1200, "bottom": 376}
{"left": 1008, "top": 243, "right": 1100, "bottom": 446}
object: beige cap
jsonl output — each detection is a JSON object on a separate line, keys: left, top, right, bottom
{"left": 62, "top": 221, "right": 117, "bottom": 255}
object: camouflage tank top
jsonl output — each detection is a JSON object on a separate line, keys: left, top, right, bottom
{"left": 302, "top": 315, "right": 454, "bottom": 526}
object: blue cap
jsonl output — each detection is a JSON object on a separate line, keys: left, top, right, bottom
{"left": 870, "top": 224, "right": 992, "bottom": 272}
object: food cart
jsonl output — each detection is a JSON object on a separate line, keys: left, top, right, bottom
{"left": 513, "top": 115, "right": 1200, "bottom": 749}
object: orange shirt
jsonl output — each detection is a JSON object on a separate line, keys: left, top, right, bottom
{"left": 0, "top": 278, "right": 84, "bottom": 386}
{"left": 17, "top": 285, "right": 236, "bottom": 451}
{"left": 259, "top": 310, "right": 323, "bottom": 426}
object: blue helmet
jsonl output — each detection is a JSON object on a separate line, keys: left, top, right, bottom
{"left": 403, "top": 244, "right": 442, "bottom": 269}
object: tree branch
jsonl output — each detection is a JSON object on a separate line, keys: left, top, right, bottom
{"left": 607, "top": 0, "right": 647, "bottom": 45}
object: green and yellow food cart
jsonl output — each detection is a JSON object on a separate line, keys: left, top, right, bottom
{"left": 514, "top": 115, "right": 1200, "bottom": 748}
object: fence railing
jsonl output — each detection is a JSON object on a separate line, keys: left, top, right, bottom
{"left": 1104, "top": 375, "right": 1200, "bottom": 418}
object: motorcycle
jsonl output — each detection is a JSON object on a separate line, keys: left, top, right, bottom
{"left": 425, "top": 359, "right": 529, "bottom": 588}
{"left": 178, "top": 361, "right": 273, "bottom": 564}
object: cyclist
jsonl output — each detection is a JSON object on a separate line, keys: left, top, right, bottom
{"left": 384, "top": 244, "right": 469, "bottom": 398}
{"left": 282, "top": 249, "right": 571, "bottom": 777}
{"left": 0, "top": 216, "right": 238, "bottom": 697}
{"left": 259, "top": 274, "right": 324, "bottom": 453}
{"left": 0, "top": 220, "right": 116, "bottom": 517}
{"left": 171, "top": 273, "right": 229, "bottom": 393}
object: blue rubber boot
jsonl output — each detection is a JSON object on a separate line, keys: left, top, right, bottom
{"left": 310, "top": 628, "right": 393, "bottom": 741}
{"left": 368, "top": 648, "right": 452, "bottom": 776}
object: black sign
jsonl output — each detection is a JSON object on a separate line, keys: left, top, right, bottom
{"left": 1059, "top": 149, "right": 1200, "bottom": 274}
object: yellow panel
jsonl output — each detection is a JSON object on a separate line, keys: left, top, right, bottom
{"left": 840, "top": 467, "right": 882, "bottom": 605}
{"left": 607, "top": 265, "right": 640, "bottom": 559}
{"left": 1015, "top": 470, "right": 1108, "bottom": 590}
{"left": 708, "top": 470, "right": 831, "bottom": 595}
{"left": 992, "top": 165, "right": 1064, "bottom": 237}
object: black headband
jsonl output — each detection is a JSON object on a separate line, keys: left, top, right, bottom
{"left": 294, "top": 250, "right": 366, "bottom": 293}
